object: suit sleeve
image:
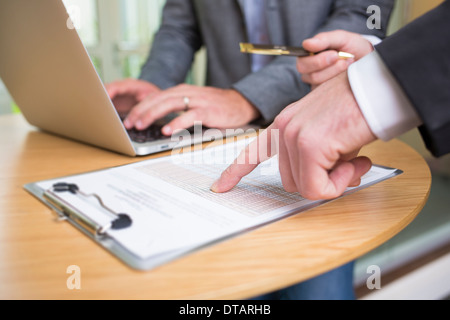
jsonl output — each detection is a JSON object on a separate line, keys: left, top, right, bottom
{"left": 232, "top": 0, "right": 394, "bottom": 124}
{"left": 375, "top": 0, "right": 450, "bottom": 157}
{"left": 316, "top": 0, "right": 393, "bottom": 38}
{"left": 138, "top": 0, "right": 202, "bottom": 89}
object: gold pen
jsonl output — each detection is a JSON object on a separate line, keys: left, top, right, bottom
{"left": 240, "top": 42, "right": 355, "bottom": 59}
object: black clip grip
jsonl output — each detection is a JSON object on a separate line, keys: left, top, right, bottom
{"left": 52, "top": 182, "right": 132, "bottom": 231}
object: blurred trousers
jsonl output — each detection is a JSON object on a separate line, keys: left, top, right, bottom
{"left": 252, "top": 261, "right": 355, "bottom": 300}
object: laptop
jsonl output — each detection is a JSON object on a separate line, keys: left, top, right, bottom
{"left": 0, "top": 0, "right": 259, "bottom": 156}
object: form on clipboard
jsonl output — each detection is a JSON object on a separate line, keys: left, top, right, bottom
{"left": 24, "top": 139, "right": 402, "bottom": 270}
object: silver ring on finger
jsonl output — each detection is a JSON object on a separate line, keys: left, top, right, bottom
{"left": 183, "top": 96, "right": 190, "bottom": 112}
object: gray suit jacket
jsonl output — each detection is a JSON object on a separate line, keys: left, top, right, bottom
{"left": 140, "top": 0, "right": 394, "bottom": 123}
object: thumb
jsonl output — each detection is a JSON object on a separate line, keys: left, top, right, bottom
{"left": 302, "top": 36, "right": 329, "bottom": 53}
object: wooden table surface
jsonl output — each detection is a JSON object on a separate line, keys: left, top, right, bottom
{"left": 0, "top": 114, "right": 431, "bottom": 299}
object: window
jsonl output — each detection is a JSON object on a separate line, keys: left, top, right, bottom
{"left": 0, "top": 82, "right": 11, "bottom": 115}
{"left": 0, "top": 0, "right": 205, "bottom": 115}
{"left": 63, "top": 0, "right": 166, "bottom": 81}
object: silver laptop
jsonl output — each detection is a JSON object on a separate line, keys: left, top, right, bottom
{"left": 0, "top": 0, "right": 258, "bottom": 156}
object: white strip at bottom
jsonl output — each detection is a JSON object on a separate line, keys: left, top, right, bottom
{"left": 361, "top": 252, "right": 450, "bottom": 300}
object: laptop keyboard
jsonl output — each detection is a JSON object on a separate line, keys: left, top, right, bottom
{"left": 126, "top": 124, "right": 165, "bottom": 143}
{"left": 119, "top": 113, "right": 169, "bottom": 143}
{"left": 120, "top": 113, "right": 197, "bottom": 144}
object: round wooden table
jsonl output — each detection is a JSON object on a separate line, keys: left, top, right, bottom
{"left": 0, "top": 114, "right": 431, "bottom": 299}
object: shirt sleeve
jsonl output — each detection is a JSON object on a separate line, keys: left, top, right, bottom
{"left": 361, "top": 34, "right": 382, "bottom": 46}
{"left": 347, "top": 50, "right": 422, "bottom": 141}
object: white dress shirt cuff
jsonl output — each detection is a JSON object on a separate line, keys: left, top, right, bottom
{"left": 348, "top": 51, "right": 422, "bottom": 141}
{"left": 361, "top": 34, "right": 382, "bottom": 46}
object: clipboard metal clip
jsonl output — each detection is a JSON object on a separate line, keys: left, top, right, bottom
{"left": 43, "top": 183, "right": 132, "bottom": 238}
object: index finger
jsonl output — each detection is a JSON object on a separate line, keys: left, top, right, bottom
{"left": 303, "top": 30, "right": 350, "bottom": 53}
{"left": 211, "top": 127, "right": 277, "bottom": 193}
{"left": 105, "top": 79, "right": 139, "bottom": 99}
{"left": 105, "top": 82, "right": 123, "bottom": 99}
{"left": 296, "top": 50, "right": 339, "bottom": 74}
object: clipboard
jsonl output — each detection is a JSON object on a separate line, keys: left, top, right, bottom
{"left": 24, "top": 140, "right": 403, "bottom": 271}
{"left": 25, "top": 180, "right": 201, "bottom": 270}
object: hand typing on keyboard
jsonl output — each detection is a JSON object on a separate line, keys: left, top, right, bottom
{"left": 105, "top": 79, "right": 261, "bottom": 136}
